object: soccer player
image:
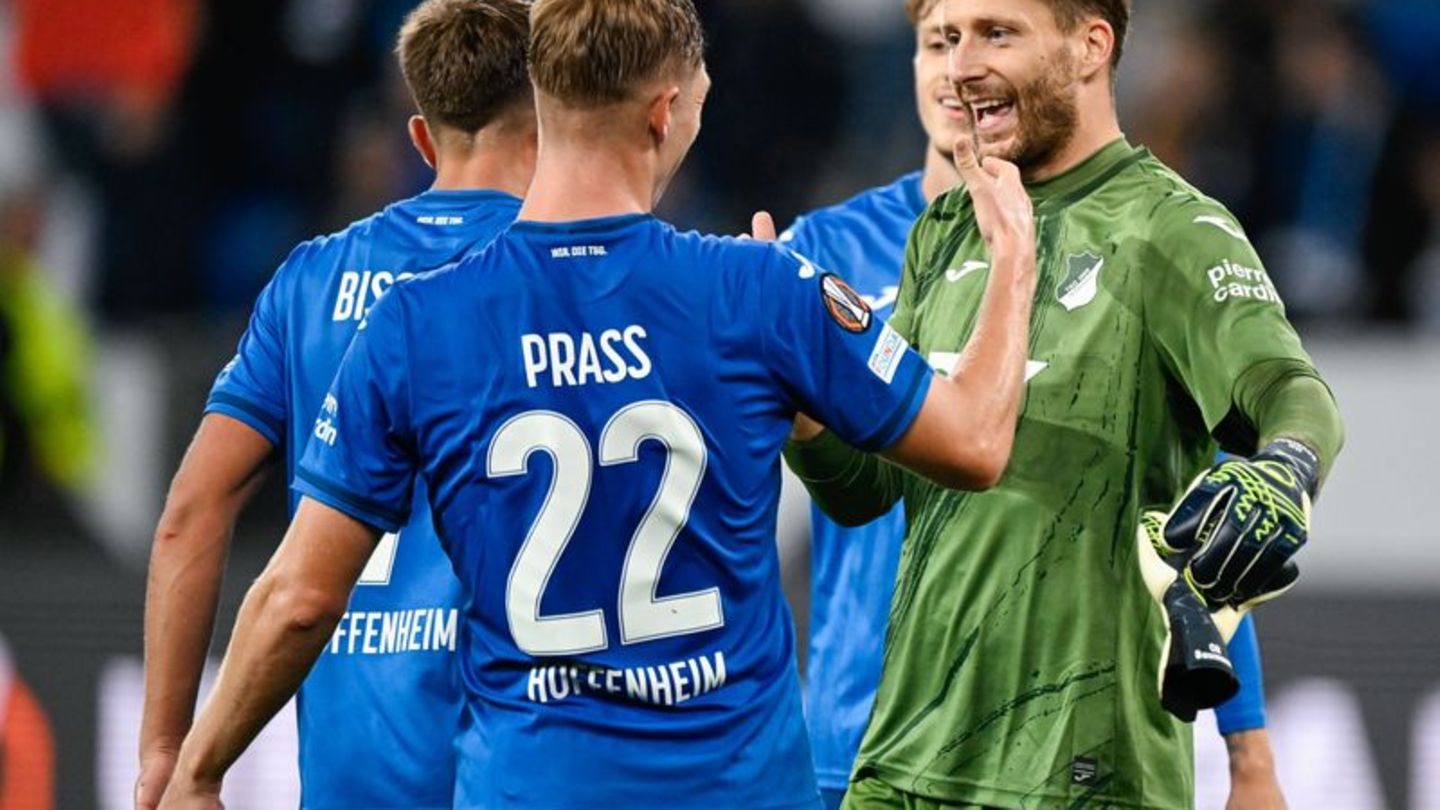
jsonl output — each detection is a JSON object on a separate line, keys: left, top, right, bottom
{"left": 783, "top": 1, "right": 1287, "bottom": 807}
{"left": 135, "top": 2, "right": 535, "bottom": 808}
{"left": 152, "top": 0, "right": 1048, "bottom": 806}
{"left": 784, "top": 0, "right": 1344, "bottom": 807}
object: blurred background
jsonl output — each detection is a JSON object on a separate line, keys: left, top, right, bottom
{"left": 0, "top": 0, "right": 1434, "bottom": 807}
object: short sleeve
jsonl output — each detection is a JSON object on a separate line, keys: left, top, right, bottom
{"left": 205, "top": 268, "right": 290, "bottom": 446}
{"left": 1142, "top": 204, "right": 1314, "bottom": 435}
{"left": 294, "top": 290, "right": 417, "bottom": 533}
{"left": 759, "top": 246, "right": 932, "bottom": 452}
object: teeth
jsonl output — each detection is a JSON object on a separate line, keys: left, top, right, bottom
{"left": 940, "top": 98, "right": 963, "bottom": 109}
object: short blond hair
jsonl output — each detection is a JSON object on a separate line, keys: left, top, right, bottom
{"left": 529, "top": 0, "right": 705, "bottom": 106}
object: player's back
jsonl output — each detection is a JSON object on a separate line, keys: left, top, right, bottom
{"left": 208, "top": 188, "right": 521, "bottom": 809}
{"left": 306, "top": 211, "right": 931, "bottom": 809}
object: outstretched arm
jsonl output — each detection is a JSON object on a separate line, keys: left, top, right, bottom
{"left": 788, "top": 138, "right": 1037, "bottom": 508}
{"left": 138, "top": 415, "right": 272, "bottom": 810}
{"left": 158, "top": 499, "right": 379, "bottom": 808}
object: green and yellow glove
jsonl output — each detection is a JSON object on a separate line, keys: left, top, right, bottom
{"left": 1162, "top": 438, "right": 1319, "bottom": 612}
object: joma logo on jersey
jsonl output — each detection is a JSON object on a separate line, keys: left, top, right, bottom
{"left": 333, "top": 270, "right": 416, "bottom": 322}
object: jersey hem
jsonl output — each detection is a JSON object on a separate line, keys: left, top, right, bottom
{"left": 206, "top": 394, "right": 284, "bottom": 447}
{"left": 859, "top": 762, "right": 1187, "bottom": 810}
{"left": 293, "top": 468, "right": 406, "bottom": 533}
{"left": 856, "top": 364, "right": 933, "bottom": 452}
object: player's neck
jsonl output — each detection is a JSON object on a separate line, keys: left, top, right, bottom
{"left": 921, "top": 144, "right": 962, "bottom": 203}
{"left": 1021, "top": 95, "right": 1123, "bottom": 184}
{"left": 518, "top": 139, "right": 654, "bottom": 223}
{"left": 430, "top": 123, "right": 537, "bottom": 199}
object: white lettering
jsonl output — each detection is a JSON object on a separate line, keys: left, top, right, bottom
{"left": 647, "top": 665, "right": 673, "bottom": 706}
{"left": 548, "top": 333, "right": 578, "bottom": 387}
{"left": 333, "top": 273, "right": 360, "bottom": 321}
{"left": 577, "top": 334, "right": 604, "bottom": 385}
{"left": 624, "top": 325, "right": 652, "bottom": 380}
{"left": 698, "top": 651, "right": 726, "bottom": 692}
{"left": 362, "top": 613, "right": 381, "bottom": 654}
{"left": 528, "top": 668, "right": 548, "bottom": 703}
{"left": 520, "top": 326, "right": 652, "bottom": 388}
{"left": 521, "top": 334, "right": 549, "bottom": 389}
{"left": 669, "top": 661, "right": 691, "bottom": 703}
{"left": 433, "top": 609, "right": 457, "bottom": 651}
{"left": 599, "top": 330, "right": 629, "bottom": 383}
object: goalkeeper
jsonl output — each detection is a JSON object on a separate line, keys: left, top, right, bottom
{"left": 784, "top": 0, "right": 1343, "bottom": 807}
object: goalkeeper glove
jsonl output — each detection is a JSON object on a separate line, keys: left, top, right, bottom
{"left": 1163, "top": 438, "right": 1319, "bottom": 612}
{"left": 1136, "top": 511, "right": 1239, "bottom": 722}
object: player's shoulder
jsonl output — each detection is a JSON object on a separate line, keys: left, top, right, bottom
{"left": 1123, "top": 151, "right": 1254, "bottom": 248}
{"left": 660, "top": 221, "right": 799, "bottom": 275}
{"left": 268, "top": 208, "right": 390, "bottom": 290}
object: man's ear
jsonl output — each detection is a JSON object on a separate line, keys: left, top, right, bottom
{"left": 1077, "top": 19, "right": 1116, "bottom": 82}
{"left": 647, "top": 86, "right": 682, "bottom": 148}
{"left": 408, "top": 115, "right": 439, "bottom": 170}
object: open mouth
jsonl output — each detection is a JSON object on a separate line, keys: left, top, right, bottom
{"left": 968, "top": 98, "right": 1016, "bottom": 134}
{"left": 938, "top": 96, "right": 969, "bottom": 121}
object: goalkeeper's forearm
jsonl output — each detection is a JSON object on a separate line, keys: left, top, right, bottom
{"left": 1236, "top": 362, "right": 1344, "bottom": 489}
{"left": 784, "top": 429, "right": 904, "bottom": 527}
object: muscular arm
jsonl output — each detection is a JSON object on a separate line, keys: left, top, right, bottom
{"left": 787, "top": 147, "right": 1035, "bottom": 514}
{"left": 165, "top": 498, "right": 379, "bottom": 797}
{"left": 137, "top": 415, "right": 273, "bottom": 808}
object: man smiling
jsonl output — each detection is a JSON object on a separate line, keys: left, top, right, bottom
{"left": 785, "top": 0, "right": 1343, "bottom": 807}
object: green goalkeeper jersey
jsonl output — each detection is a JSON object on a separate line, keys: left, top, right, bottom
{"left": 819, "top": 140, "right": 1318, "bottom": 808}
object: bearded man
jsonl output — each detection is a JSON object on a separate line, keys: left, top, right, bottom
{"left": 784, "top": 1, "right": 1344, "bottom": 807}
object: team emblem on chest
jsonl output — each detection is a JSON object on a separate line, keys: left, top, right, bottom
{"left": 1056, "top": 251, "right": 1105, "bottom": 312}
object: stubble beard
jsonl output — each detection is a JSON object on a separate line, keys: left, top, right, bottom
{"left": 985, "top": 50, "right": 1082, "bottom": 173}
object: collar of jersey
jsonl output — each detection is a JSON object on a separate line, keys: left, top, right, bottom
{"left": 511, "top": 213, "right": 656, "bottom": 235}
{"left": 1024, "top": 138, "right": 1146, "bottom": 212}
{"left": 415, "top": 188, "right": 522, "bottom": 205}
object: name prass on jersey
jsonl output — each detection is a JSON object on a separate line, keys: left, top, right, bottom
{"left": 521, "top": 325, "right": 653, "bottom": 389}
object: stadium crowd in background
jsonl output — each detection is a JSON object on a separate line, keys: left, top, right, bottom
{"left": 0, "top": 0, "right": 1435, "bottom": 332}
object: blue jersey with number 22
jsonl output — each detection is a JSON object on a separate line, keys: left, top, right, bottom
{"left": 207, "top": 189, "right": 521, "bottom": 809}
{"left": 297, "top": 213, "right": 934, "bottom": 810}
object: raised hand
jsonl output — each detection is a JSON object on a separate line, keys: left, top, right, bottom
{"left": 951, "top": 136, "right": 1034, "bottom": 260}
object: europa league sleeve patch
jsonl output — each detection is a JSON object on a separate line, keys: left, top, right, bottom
{"left": 820, "top": 273, "right": 873, "bottom": 334}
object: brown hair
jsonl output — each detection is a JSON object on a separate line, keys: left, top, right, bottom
{"left": 1048, "top": 0, "right": 1130, "bottom": 66}
{"left": 906, "top": 0, "right": 1130, "bottom": 66}
{"left": 905, "top": 0, "right": 942, "bottom": 26}
{"left": 530, "top": 0, "right": 706, "bottom": 106}
{"left": 396, "top": 0, "right": 532, "bottom": 134}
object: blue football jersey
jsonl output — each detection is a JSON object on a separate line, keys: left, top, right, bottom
{"left": 206, "top": 189, "right": 522, "bottom": 809}
{"left": 780, "top": 172, "right": 925, "bottom": 790}
{"left": 296, "top": 213, "right": 935, "bottom": 810}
